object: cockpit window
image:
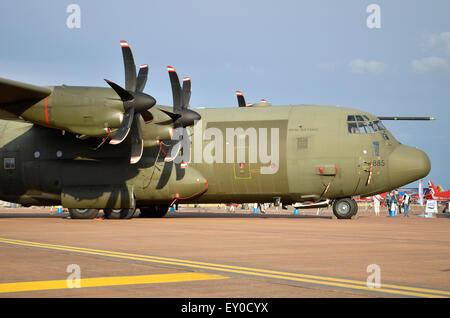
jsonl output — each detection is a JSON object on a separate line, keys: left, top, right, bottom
{"left": 348, "top": 122, "right": 358, "bottom": 133}
{"left": 357, "top": 122, "right": 369, "bottom": 134}
{"left": 374, "top": 120, "right": 386, "bottom": 131}
{"left": 347, "top": 115, "right": 387, "bottom": 134}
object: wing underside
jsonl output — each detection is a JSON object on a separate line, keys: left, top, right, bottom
{"left": 0, "top": 77, "right": 51, "bottom": 104}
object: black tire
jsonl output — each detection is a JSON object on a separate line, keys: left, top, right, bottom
{"left": 139, "top": 205, "right": 169, "bottom": 218}
{"left": 332, "top": 198, "right": 357, "bottom": 219}
{"left": 349, "top": 198, "right": 359, "bottom": 216}
{"left": 68, "top": 208, "right": 99, "bottom": 219}
{"left": 104, "top": 208, "right": 136, "bottom": 220}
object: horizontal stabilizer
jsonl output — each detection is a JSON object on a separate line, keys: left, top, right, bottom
{"left": 0, "top": 77, "right": 51, "bottom": 104}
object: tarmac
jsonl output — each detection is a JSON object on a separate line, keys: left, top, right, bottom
{"left": 0, "top": 204, "right": 449, "bottom": 298}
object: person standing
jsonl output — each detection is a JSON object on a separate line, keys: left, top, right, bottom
{"left": 396, "top": 190, "right": 402, "bottom": 214}
{"left": 403, "top": 193, "right": 411, "bottom": 217}
{"left": 389, "top": 191, "right": 397, "bottom": 216}
{"left": 386, "top": 192, "right": 391, "bottom": 213}
{"left": 373, "top": 194, "right": 382, "bottom": 216}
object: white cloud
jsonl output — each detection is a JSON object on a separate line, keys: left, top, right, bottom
{"left": 425, "top": 32, "right": 450, "bottom": 55}
{"left": 411, "top": 56, "right": 449, "bottom": 74}
{"left": 348, "top": 59, "right": 386, "bottom": 74}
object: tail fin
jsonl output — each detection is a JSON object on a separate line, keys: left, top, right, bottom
{"left": 428, "top": 181, "right": 439, "bottom": 196}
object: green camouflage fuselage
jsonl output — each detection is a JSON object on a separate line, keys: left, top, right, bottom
{"left": 0, "top": 86, "right": 430, "bottom": 208}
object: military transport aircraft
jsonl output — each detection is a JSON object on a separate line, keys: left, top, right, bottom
{"left": 0, "top": 41, "right": 432, "bottom": 220}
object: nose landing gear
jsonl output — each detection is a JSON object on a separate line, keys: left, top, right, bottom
{"left": 332, "top": 198, "right": 358, "bottom": 219}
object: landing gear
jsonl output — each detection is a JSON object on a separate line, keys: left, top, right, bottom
{"left": 68, "top": 208, "right": 99, "bottom": 219}
{"left": 332, "top": 198, "right": 358, "bottom": 219}
{"left": 139, "top": 205, "right": 169, "bottom": 218}
{"left": 103, "top": 208, "right": 136, "bottom": 220}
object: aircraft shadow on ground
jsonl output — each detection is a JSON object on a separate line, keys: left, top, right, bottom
{"left": 0, "top": 211, "right": 332, "bottom": 219}
{"left": 164, "top": 212, "right": 332, "bottom": 219}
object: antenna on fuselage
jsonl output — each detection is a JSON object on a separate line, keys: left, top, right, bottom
{"left": 377, "top": 117, "right": 435, "bottom": 121}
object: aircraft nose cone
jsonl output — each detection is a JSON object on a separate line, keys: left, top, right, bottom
{"left": 388, "top": 145, "right": 431, "bottom": 188}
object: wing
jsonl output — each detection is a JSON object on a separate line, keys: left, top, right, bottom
{"left": 0, "top": 77, "right": 51, "bottom": 104}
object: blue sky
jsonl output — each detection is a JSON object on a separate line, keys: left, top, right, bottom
{"left": 1, "top": 0, "right": 449, "bottom": 188}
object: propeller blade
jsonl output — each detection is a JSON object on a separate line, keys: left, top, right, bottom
{"left": 109, "top": 107, "right": 135, "bottom": 145}
{"left": 167, "top": 66, "right": 184, "bottom": 113}
{"left": 140, "top": 110, "right": 153, "bottom": 124}
{"left": 120, "top": 41, "right": 137, "bottom": 92}
{"left": 104, "top": 79, "right": 134, "bottom": 102}
{"left": 182, "top": 77, "right": 191, "bottom": 108}
{"left": 136, "top": 64, "right": 148, "bottom": 93}
{"left": 130, "top": 113, "right": 143, "bottom": 164}
{"left": 236, "top": 91, "right": 246, "bottom": 107}
{"left": 164, "top": 139, "right": 182, "bottom": 162}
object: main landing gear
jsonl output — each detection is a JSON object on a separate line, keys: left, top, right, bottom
{"left": 332, "top": 198, "right": 358, "bottom": 219}
{"left": 68, "top": 208, "right": 136, "bottom": 219}
{"left": 67, "top": 205, "right": 170, "bottom": 219}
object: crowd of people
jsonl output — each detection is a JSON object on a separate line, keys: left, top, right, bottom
{"left": 373, "top": 189, "right": 411, "bottom": 217}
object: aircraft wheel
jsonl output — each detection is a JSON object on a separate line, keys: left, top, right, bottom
{"left": 104, "top": 208, "right": 136, "bottom": 220}
{"left": 139, "top": 205, "right": 169, "bottom": 218}
{"left": 68, "top": 208, "right": 99, "bottom": 219}
{"left": 349, "top": 198, "right": 359, "bottom": 216}
{"left": 332, "top": 198, "right": 356, "bottom": 219}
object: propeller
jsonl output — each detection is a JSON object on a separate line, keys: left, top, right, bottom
{"left": 159, "top": 66, "right": 201, "bottom": 165}
{"left": 104, "top": 41, "right": 156, "bottom": 164}
{"left": 236, "top": 91, "right": 246, "bottom": 107}
{"left": 235, "top": 90, "right": 262, "bottom": 107}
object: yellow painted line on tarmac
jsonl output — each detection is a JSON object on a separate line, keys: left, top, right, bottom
{"left": 0, "top": 272, "right": 228, "bottom": 294}
{"left": 1, "top": 237, "right": 449, "bottom": 298}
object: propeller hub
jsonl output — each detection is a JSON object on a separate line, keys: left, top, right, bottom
{"left": 177, "top": 109, "right": 201, "bottom": 127}
{"left": 132, "top": 92, "right": 156, "bottom": 113}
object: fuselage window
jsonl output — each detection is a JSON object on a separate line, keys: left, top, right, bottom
{"left": 356, "top": 115, "right": 364, "bottom": 122}
{"left": 4, "top": 158, "right": 15, "bottom": 170}
{"left": 347, "top": 115, "right": 356, "bottom": 121}
{"left": 372, "top": 141, "right": 380, "bottom": 156}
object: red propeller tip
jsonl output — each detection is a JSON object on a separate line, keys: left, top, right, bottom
{"left": 167, "top": 66, "right": 175, "bottom": 72}
{"left": 140, "top": 64, "right": 148, "bottom": 69}
{"left": 236, "top": 91, "right": 242, "bottom": 96}
{"left": 120, "top": 41, "right": 129, "bottom": 47}
{"left": 130, "top": 156, "right": 141, "bottom": 164}
{"left": 183, "top": 77, "right": 190, "bottom": 81}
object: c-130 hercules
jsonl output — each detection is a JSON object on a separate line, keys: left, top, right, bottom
{"left": 0, "top": 41, "right": 432, "bottom": 219}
